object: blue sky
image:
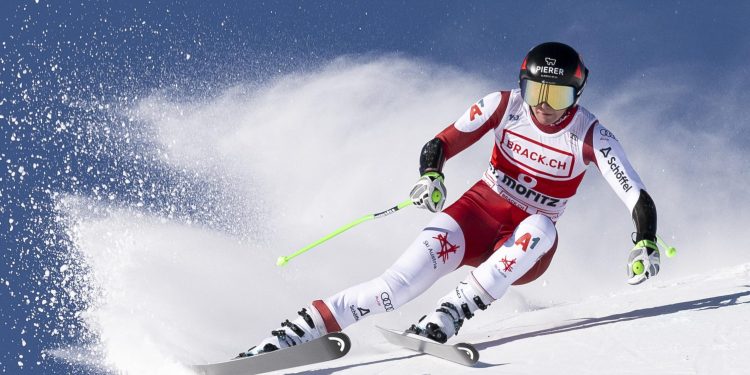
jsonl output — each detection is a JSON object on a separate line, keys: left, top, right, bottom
{"left": 1, "top": 1, "right": 749, "bottom": 373}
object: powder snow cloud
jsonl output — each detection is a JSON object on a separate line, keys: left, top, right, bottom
{"left": 58, "top": 56, "right": 750, "bottom": 374}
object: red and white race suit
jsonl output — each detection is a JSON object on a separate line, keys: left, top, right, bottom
{"left": 446, "top": 89, "right": 643, "bottom": 221}
{"left": 308, "top": 89, "right": 648, "bottom": 334}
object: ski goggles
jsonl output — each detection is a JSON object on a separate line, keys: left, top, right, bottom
{"left": 520, "top": 79, "right": 576, "bottom": 110}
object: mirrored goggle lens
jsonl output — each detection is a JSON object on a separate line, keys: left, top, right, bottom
{"left": 521, "top": 79, "right": 576, "bottom": 110}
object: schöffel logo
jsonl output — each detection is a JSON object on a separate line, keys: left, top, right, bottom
{"left": 545, "top": 57, "right": 557, "bottom": 66}
{"left": 500, "top": 129, "right": 575, "bottom": 178}
{"left": 599, "top": 147, "right": 634, "bottom": 193}
{"left": 349, "top": 305, "right": 370, "bottom": 321}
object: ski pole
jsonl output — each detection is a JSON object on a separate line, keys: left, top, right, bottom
{"left": 631, "top": 235, "right": 677, "bottom": 276}
{"left": 656, "top": 235, "right": 677, "bottom": 258}
{"left": 276, "top": 199, "right": 413, "bottom": 267}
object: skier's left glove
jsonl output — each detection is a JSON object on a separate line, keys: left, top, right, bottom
{"left": 410, "top": 172, "right": 446, "bottom": 213}
{"left": 626, "top": 240, "right": 660, "bottom": 285}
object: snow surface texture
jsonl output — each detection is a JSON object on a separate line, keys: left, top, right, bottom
{"left": 267, "top": 263, "right": 750, "bottom": 374}
{"left": 52, "top": 57, "right": 750, "bottom": 374}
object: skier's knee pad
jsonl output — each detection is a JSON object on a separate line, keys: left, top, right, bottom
{"left": 471, "top": 214, "right": 557, "bottom": 299}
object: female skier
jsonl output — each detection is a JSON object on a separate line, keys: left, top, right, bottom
{"left": 243, "top": 41, "right": 660, "bottom": 354}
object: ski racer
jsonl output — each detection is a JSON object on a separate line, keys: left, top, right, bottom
{"left": 242, "top": 41, "right": 660, "bottom": 354}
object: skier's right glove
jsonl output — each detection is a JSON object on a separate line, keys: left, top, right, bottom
{"left": 410, "top": 172, "right": 446, "bottom": 213}
{"left": 626, "top": 240, "right": 660, "bottom": 285}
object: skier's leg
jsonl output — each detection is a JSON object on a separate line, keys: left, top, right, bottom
{"left": 318, "top": 212, "right": 466, "bottom": 329}
{"left": 243, "top": 212, "right": 466, "bottom": 356}
{"left": 410, "top": 214, "right": 558, "bottom": 343}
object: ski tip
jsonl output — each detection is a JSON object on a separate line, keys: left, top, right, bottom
{"left": 326, "top": 332, "right": 352, "bottom": 356}
{"left": 455, "top": 342, "right": 480, "bottom": 365}
{"left": 377, "top": 325, "right": 480, "bottom": 367}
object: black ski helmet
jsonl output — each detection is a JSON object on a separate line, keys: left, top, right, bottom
{"left": 519, "top": 42, "right": 588, "bottom": 104}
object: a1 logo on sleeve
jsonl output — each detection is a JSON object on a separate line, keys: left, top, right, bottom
{"left": 469, "top": 100, "right": 484, "bottom": 121}
{"left": 454, "top": 93, "right": 501, "bottom": 132}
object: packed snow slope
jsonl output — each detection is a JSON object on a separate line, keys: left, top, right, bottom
{"left": 266, "top": 263, "right": 750, "bottom": 374}
{"left": 53, "top": 57, "right": 750, "bottom": 374}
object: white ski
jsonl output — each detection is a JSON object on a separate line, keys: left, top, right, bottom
{"left": 377, "top": 326, "right": 479, "bottom": 366}
{"left": 191, "top": 332, "right": 351, "bottom": 375}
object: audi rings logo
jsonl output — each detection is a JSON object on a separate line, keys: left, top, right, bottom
{"left": 599, "top": 128, "right": 618, "bottom": 140}
{"left": 380, "top": 292, "right": 395, "bottom": 312}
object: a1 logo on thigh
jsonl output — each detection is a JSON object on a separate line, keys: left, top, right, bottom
{"left": 514, "top": 232, "right": 540, "bottom": 252}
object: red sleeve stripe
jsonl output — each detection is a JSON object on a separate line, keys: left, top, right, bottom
{"left": 583, "top": 120, "right": 598, "bottom": 166}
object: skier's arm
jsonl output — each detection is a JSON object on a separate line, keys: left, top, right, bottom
{"left": 419, "top": 91, "right": 511, "bottom": 175}
{"left": 583, "top": 122, "right": 657, "bottom": 242}
{"left": 584, "top": 122, "right": 660, "bottom": 284}
{"left": 631, "top": 189, "right": 657, "bottom": 242}
{"left": 412, "top": 91, "right": 510, "bottom": 212}
{"left": 419, "top": 138, "right": 446, "bottom": 175}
